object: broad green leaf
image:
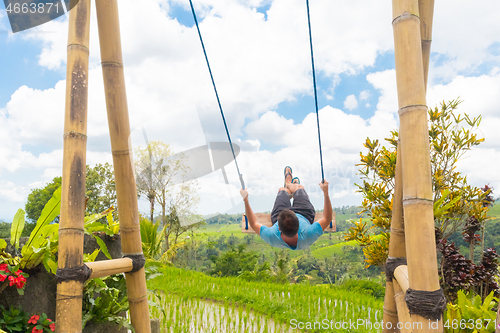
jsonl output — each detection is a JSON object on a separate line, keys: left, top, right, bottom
{"left": 10, "top": 209, "right": 25, "bottom": 249}
{"left": 84, "top": 249, "right": 101, "bottom": 263}
{"left": 0, "top": 239, "right": 7, "bottom": 251}
{"left": 93, "top": 235, "right": 112, "bottom": 260}
{"left": 26, "top": 187, "right": 61, "bottom": 249}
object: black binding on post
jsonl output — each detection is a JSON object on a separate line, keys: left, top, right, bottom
{"left": 385, "top": 256, "right": 407, "bottom": 282}
{"left": 405, "top": 288, "right": 447, "bottom": 320}
{"left": 124, "top": 254, "right": 146, "bottom": 273}
{"left": 55, "top": 264, "right": 92, "bottom": 283}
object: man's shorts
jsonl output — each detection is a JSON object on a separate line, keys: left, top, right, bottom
{"left": 270, "top": 189, "right": 316, "bottom": 225}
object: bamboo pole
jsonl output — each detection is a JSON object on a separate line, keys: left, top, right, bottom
{"left": 392, "top": 0, "right": 441, "bottom": 331}
{"left": 55, "top": 1, "right": 91, "bottom": 332}
{"left": 394, "top": 265, "right": 409, "bottom": 292}
{"left": 86, "top": 258, "right": 134, "bottom": 279}
{"left": 418, "top": 0, "right": 435, "bottom": 90}
{"left": 393, "top": 279, "right": 412, "bottom": 333}
{"left": 95, "top": 1, "right": 151, "bottom": 332}
{"left": 383, "top": 143, "right": 406, "bottom": 333}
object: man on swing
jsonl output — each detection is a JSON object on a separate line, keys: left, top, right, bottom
{"left": 240, "top": 166, "right": 332, "bottom": 250}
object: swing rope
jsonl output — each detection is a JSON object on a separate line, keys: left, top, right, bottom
{"left": 188, "top": 0, "right": 245, "bottom": 190}
{"left": 306, "top": 0, "right": 325, "bottom": 183}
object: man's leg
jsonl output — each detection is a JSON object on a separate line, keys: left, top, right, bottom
{"left": 270, "top": 188, "right": 292, "bottom": 225}
{"left": 290, "top": 185, "right": 316, "bottom": 224}
{"left": 271, "top": 167, "right": 293, "bottom": 225}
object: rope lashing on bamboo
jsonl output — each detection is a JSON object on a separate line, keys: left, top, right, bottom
{"left": 55, "top": 264, "right": 92, "bottom": 283}
{"left": 385, "top": 257, "right": 407, "bottom": 282}
{"left": 188, "top": 0, "right": 245, "bottom": 190}
{"left": 123, "top": 254, "right": 146, "bottom": 273}
{"left": 306, "top": 0, "right": 325, "bottom": 183}
{"left": 405, "top": 288, "right": 447, "bottom": 320}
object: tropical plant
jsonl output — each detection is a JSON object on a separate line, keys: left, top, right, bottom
{"left": 27, "top": 314, "right": 55, "bottom": 333}
{"left": 82, "top": 274, "right": 133, "bottom": 331}
{"left": 139, "top": 217, "right": 165, "bottom": 260}
{"left": 24, "top": 177, "right": 62, "bottom": 235}
{"left": 346, "top": 99, "right": 490, "bottom": 268}
{"left": 443, "top": 290, "right": 498, "bottom": 333}
{"left": 0, "top": 305, "right": 29, "bottom": 333}
{"left": 0, "top": 263, "right": 28, "bottom": 295}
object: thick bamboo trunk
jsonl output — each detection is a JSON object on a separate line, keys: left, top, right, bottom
{"left": 86, "top": 258, "right": 134, "bottom": 279}
{"left": 383, "top": 143, "right": 406, "bottom": 333}
{"left": 418, "top": 0, "right": 435, "bottom": 90}
{"left": 95, "top": 1, "right": 151, "bottom": 332}
{"left": 55, "top": 1, "right": 91, "bottom": 332}
{"left": 392, "top": 0, "right": 441, "bottom": 331}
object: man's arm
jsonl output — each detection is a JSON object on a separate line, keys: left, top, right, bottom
{"left": 240, "top": 188, "right": 264, "bottom": 236}
{"left": 315, "top": 181, "right": 333, "bottom": 231}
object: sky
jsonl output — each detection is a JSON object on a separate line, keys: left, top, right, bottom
{"left": 0, "top": 0, "right": 500, "bottom": 222}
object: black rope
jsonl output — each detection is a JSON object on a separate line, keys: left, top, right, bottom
{"left": 306, "top": 0, "right": 325, "bottom": 183}
{"left": 55, "top": 264, "right": 92, "bottom": 283}
{"left": 385, "top": 257, "right": 407, "bottom": 282}
{"left": 124, "top": 254, "right": 146, "bottom": 273}
{"left": 405, "top": 288, "right": 447, "bottom": 321}
{"left": 188, "top": 0, "right": 245, "bottom": 190}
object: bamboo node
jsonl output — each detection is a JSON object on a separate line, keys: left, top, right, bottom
{"left": 385, "top": 257, "right": 407, "bottom": 282}
{"left": 123, "top": 254, "right": 146, "bottom": 273}
{"left": 67, "top": 43, "right": 90, "bottom": 54}
{"left": 390, "top": 227, "right": 405, "bottom": 235}
{"left": 397, "top": 104, "right": 428, "bottom": 116}
{"left": 55, "top": 264, "right": 91, "bottom": 284}
{"left": 128, "top": 295, "right": 148, "bottom": 304}
{"left": 382, "top": 307, "right": 398, "bottom": 317}
{"left": 112, "top": 149, "right": 131, "bottom": 156}
{"left": 402, "top": 197, "right": 433, "bottom": 206}
{"left": 392, "top": 12, "right": 420, "bottom": 25}
{"left": 63, "top": 131, "right": 87, "bottom": 140}
{"left": 405, "top": 288, "right": 446, "bottom": 321}
{"left": 101, "top": 61, "right": 124, "bottom": 68}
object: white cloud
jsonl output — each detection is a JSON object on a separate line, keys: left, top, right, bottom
{"left": 360, "top": 90, "right": 370, "bottom": 100}
{"left": 343, "top": 94, "right": 358, "bottom": 110}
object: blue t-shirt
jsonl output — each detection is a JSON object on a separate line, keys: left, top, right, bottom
{"left": 259, "top": 213, "right": 323, "bottom": 250}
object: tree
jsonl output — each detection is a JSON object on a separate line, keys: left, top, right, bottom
{"left": 23, "top": 164, "right": 116, "bottom": 236}
{"left": 24, "top": 176, "right": 62, "bottom": 236}
{"left": 85, "top": 163, "right": 116, "bottom": 217}
{"left": 346, "top": 99, "right": 492, "bottom": 267}
{"left": 134, "top": 141, "right": 200, "bottom": 251}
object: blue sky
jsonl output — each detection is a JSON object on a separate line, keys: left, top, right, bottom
{"left": 1, "top": 0, "right": 500, "bottom": 222}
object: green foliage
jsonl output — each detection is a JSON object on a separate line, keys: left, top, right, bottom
{"left": 0, "top": 223, "right": 10, "bottom": 239}
{"left": 347, "top": 99, "right": 490, "bottom": 267}
{"left": 82, "top": 274, "right": 133, "bottom": 332}
{"left": 19, "top": 187, "right": 61, "bottom": 273}
{"left": 238, "top": 261, "right": 272, "bottom": 282}
{"left": 339, "top": 279, "right": 385, "bottom": 300}
{"left": 140, "top": 217, "right": 165, "bottom": 260}
{"left": 26, "top": 313, "right": 55, "bottom": 333}
{"left": 444, "top": 290, "right": 498, "bottom": 333}
{"left": 210, "top": 244, "right": 258, "bottom": 277}
{"left": 24, "top": 177, "right": 61, "bottom": 236}
{"left": 0, "top": 305, "right": 29, "bottom": 333}
{"left": 84, "top": 207, "right": 120, "bottom": 260}
{"left": 85, "top": 163, "right": 117, "bottom": 219}
{"left": 9, "top": 210, "right": 24, "bottom": 250}
{"left": 148, "top": 266, "right": 384, "bottom": 333}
